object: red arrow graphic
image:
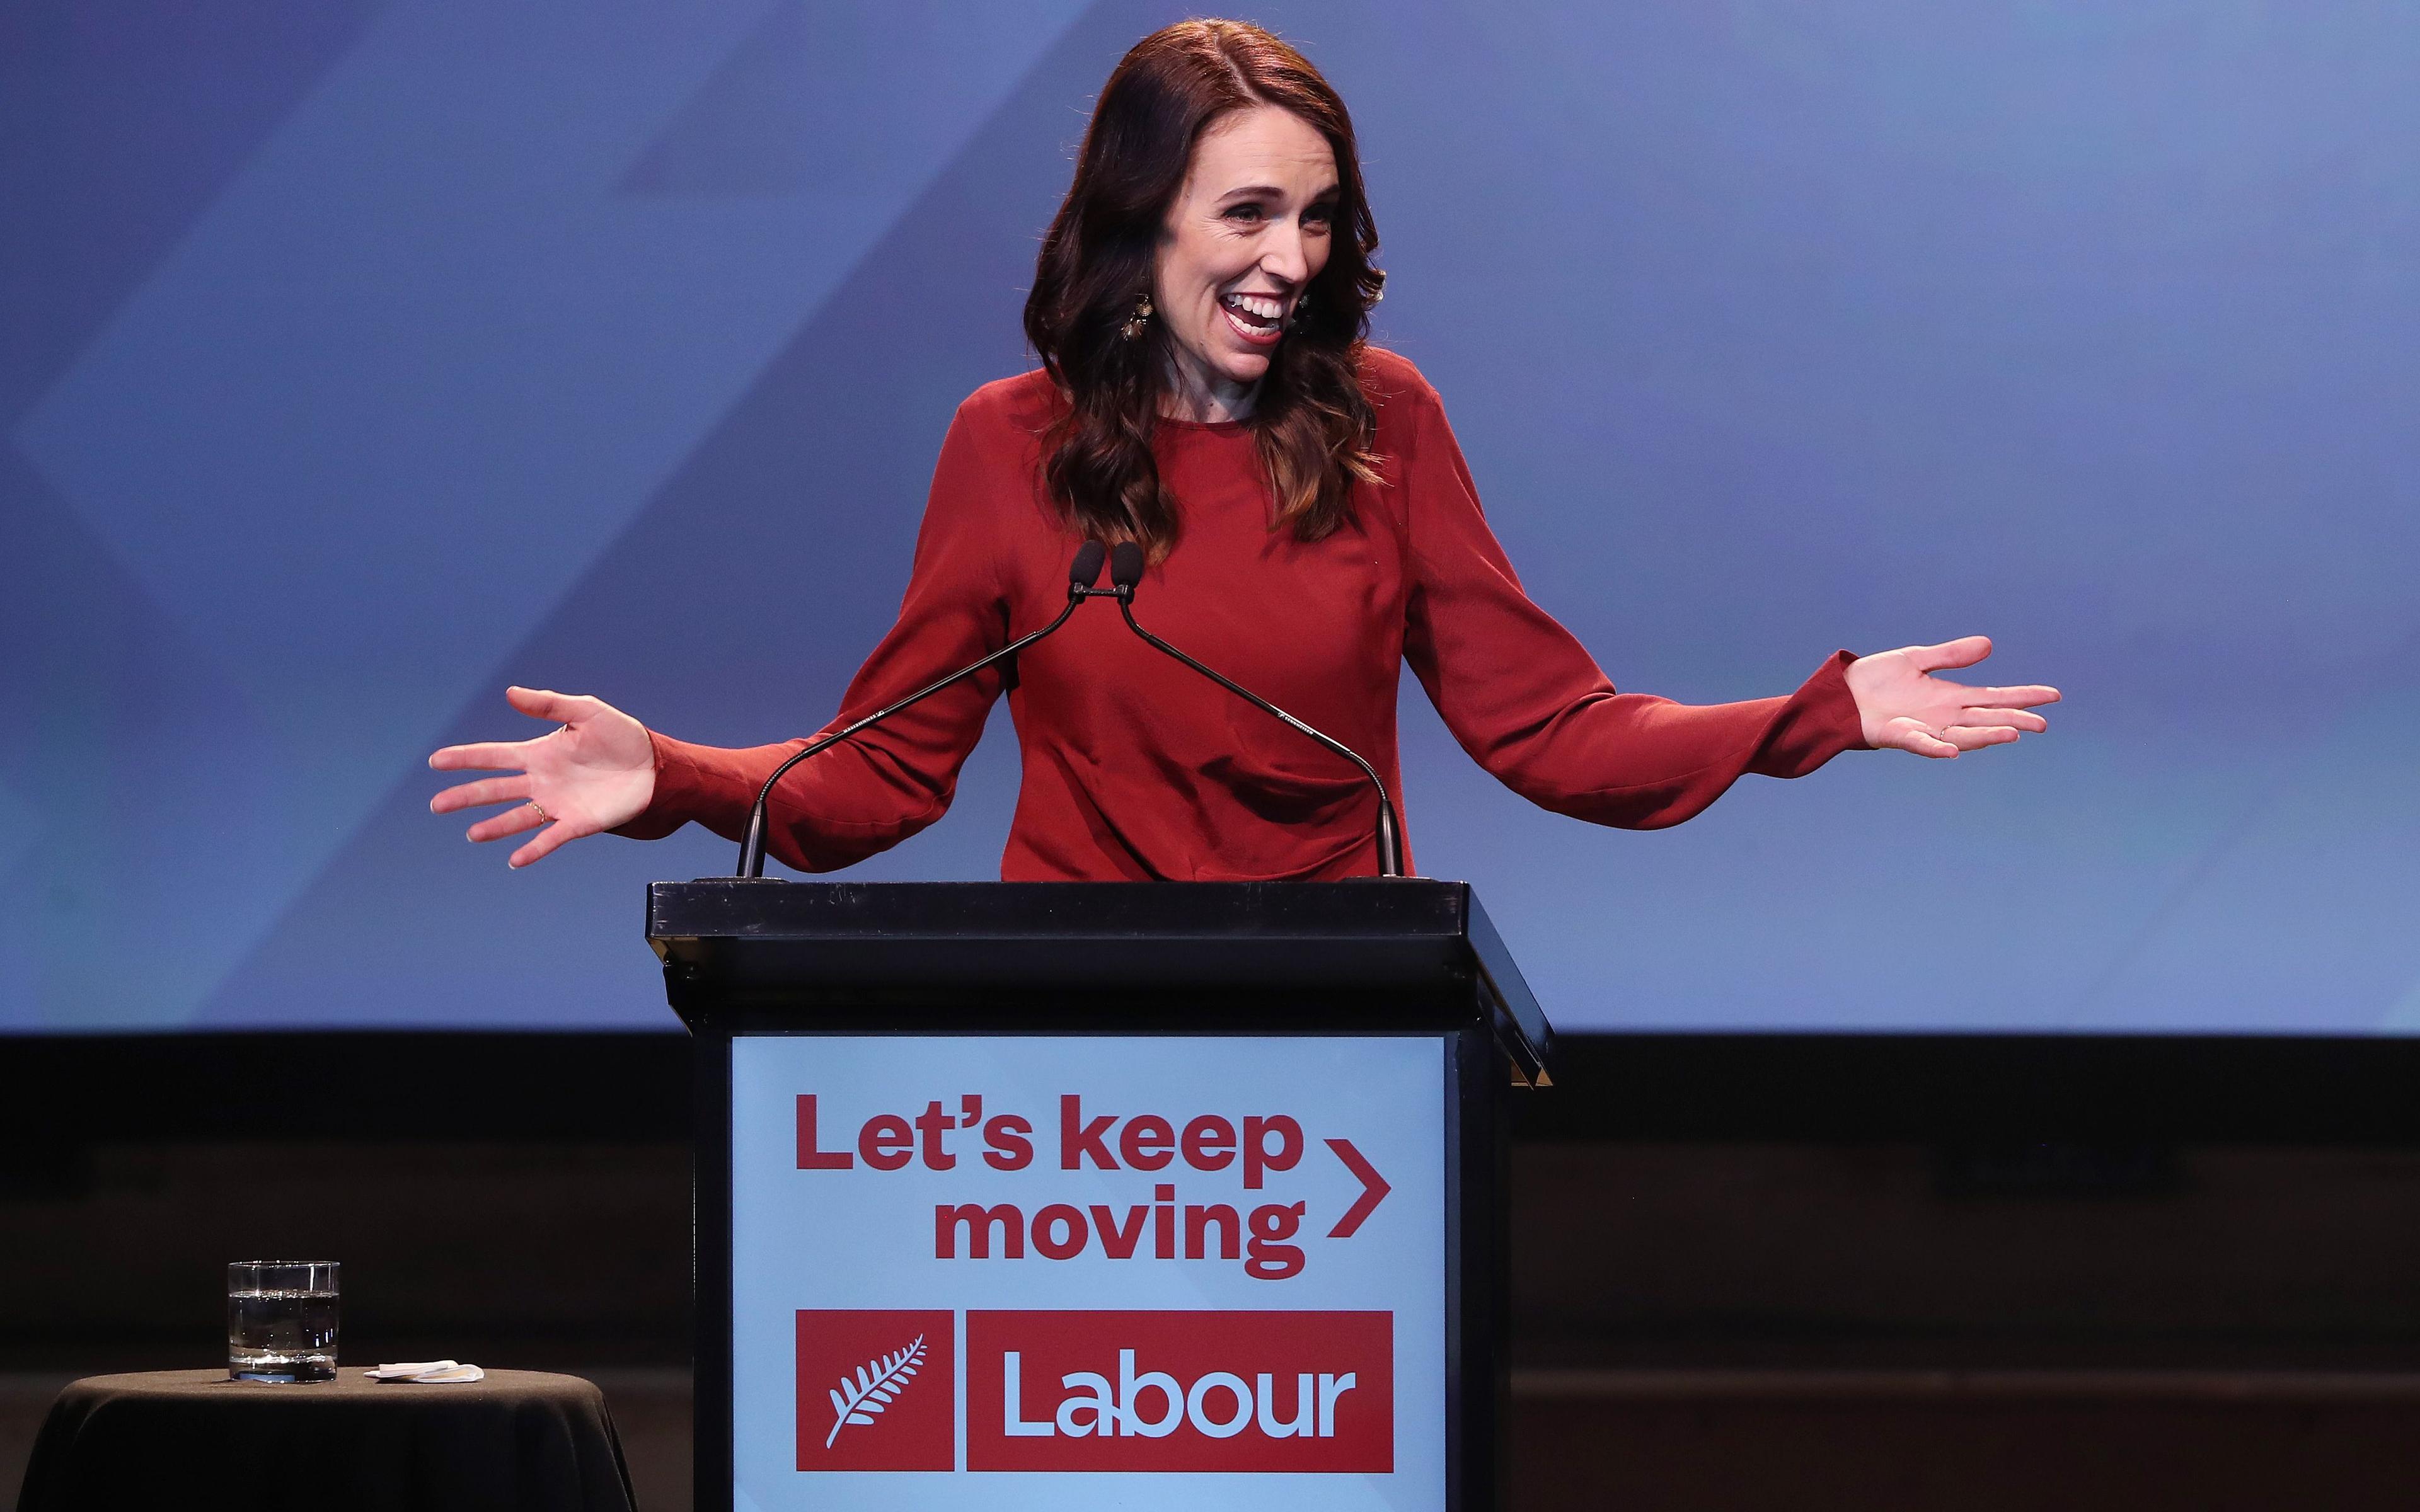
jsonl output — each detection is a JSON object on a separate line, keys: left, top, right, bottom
{"left": 1325, "top": 1138, "right": 1391, "bottom": 1238}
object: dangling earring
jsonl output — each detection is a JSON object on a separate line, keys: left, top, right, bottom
{"left": 1121, "top": 292, "right": 1153, "bottom": 341}
{"left": 1289, "top": 289, "right": 1312, "bottom": 328}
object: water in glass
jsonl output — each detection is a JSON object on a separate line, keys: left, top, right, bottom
{"left": 228, "top": 1261, "right": 339, "bottom": 1382}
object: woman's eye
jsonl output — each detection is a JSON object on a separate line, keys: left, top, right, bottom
{"left": 1224, "top": 203, "right": 1265, "bottom": 223}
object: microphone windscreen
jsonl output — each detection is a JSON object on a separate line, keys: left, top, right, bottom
{"left": 1110, "top": 541, "right": 1145, "bottom": 592}
{"left": 1069, "top": 541, "right": 1105, "bottom": 587}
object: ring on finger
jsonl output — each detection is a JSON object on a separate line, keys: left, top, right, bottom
{"left": 527, "top": 800, "right": 551, "bottom": 823}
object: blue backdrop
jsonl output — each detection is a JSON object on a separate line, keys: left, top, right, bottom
{"left": 5, "top": 2, "right": 2416, "bottom": 1033}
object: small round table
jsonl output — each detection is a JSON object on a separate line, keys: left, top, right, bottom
{"left": 15, "top": 1368, "right": 636, "bottom": 1512}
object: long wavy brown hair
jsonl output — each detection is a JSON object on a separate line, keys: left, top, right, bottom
{"left": 1023, "top": 20, "right": 1386, "bottom": 559}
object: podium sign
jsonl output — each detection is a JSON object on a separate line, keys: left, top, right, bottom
{"left": 731, "top": 1034, "right": 1444, "bottom": 1506}
{"left": 654, "top": 881, "right": 1552, "bottom": 1512}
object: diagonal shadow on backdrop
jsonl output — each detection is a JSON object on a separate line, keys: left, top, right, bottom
{"left": 195, "top": 0, "right": 1178, "bottom": 1027}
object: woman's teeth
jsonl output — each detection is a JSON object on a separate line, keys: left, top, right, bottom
{"left": 1220, "top": 292, "right": 1284, "bottom": 329}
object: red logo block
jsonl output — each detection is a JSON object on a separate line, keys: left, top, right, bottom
{"left": 967, "top": 1310, "right": 1392, "bottom": 1472}
{"left": 795, "top": 1310, "right": 954, "bottom": 1470}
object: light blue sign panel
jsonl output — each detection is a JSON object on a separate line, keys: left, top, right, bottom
{"left": 730, "top": 1033, "right": 1446, "bottom": 1511}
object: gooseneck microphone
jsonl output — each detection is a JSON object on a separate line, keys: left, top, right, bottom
{"left": 1106, "top": 542, "right": 1407, "bottom": 878}
{"left": 733, "top": 541, "right": 1109, "bottom": 878}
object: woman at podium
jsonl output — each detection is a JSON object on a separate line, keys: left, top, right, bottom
{"left": 430, "top": 19, "right": 2056, "bottom": 880}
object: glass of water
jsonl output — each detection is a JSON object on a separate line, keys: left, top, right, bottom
{"left": 227, "top": 1261, "right": 340, "bottom": 1382}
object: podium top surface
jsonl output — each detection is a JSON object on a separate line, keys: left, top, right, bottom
{"left": 647, "top": 879, "right": 1552, "bottom": 1075}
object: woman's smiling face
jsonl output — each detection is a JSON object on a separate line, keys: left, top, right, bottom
{"left": 1151, "top": 104, "right": 1339, "bottom": 421}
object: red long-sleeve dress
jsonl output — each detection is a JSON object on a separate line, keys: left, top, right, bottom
{"left": 619, "top": 348, "right": 1868, "bottom": 879}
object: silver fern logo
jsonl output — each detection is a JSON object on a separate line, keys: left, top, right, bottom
{"left": 824, "top": 1334, "right": 928, "bottom": 1449}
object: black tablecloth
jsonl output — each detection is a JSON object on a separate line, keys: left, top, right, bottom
{"left": 16, "top": 1368, "right": 636, "bottom": 1512}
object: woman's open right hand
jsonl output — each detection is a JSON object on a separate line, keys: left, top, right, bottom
{"left": 429, "top": 687, "right": 655, "bottom": 868}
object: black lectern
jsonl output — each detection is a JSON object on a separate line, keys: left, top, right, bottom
{"left": 649, "top": 879, "right": 1552, "bottom": 1512}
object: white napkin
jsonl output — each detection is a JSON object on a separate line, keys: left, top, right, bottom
{"left": 364, "top": 1360, "right": 486, "bottom": 1383}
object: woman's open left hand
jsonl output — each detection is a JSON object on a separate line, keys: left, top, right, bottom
{"left": 428, "top": 686, "right": 655, "bottom": 867}
{"left": 1845, "top": 636, "right": 2060, "bottom": 759}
